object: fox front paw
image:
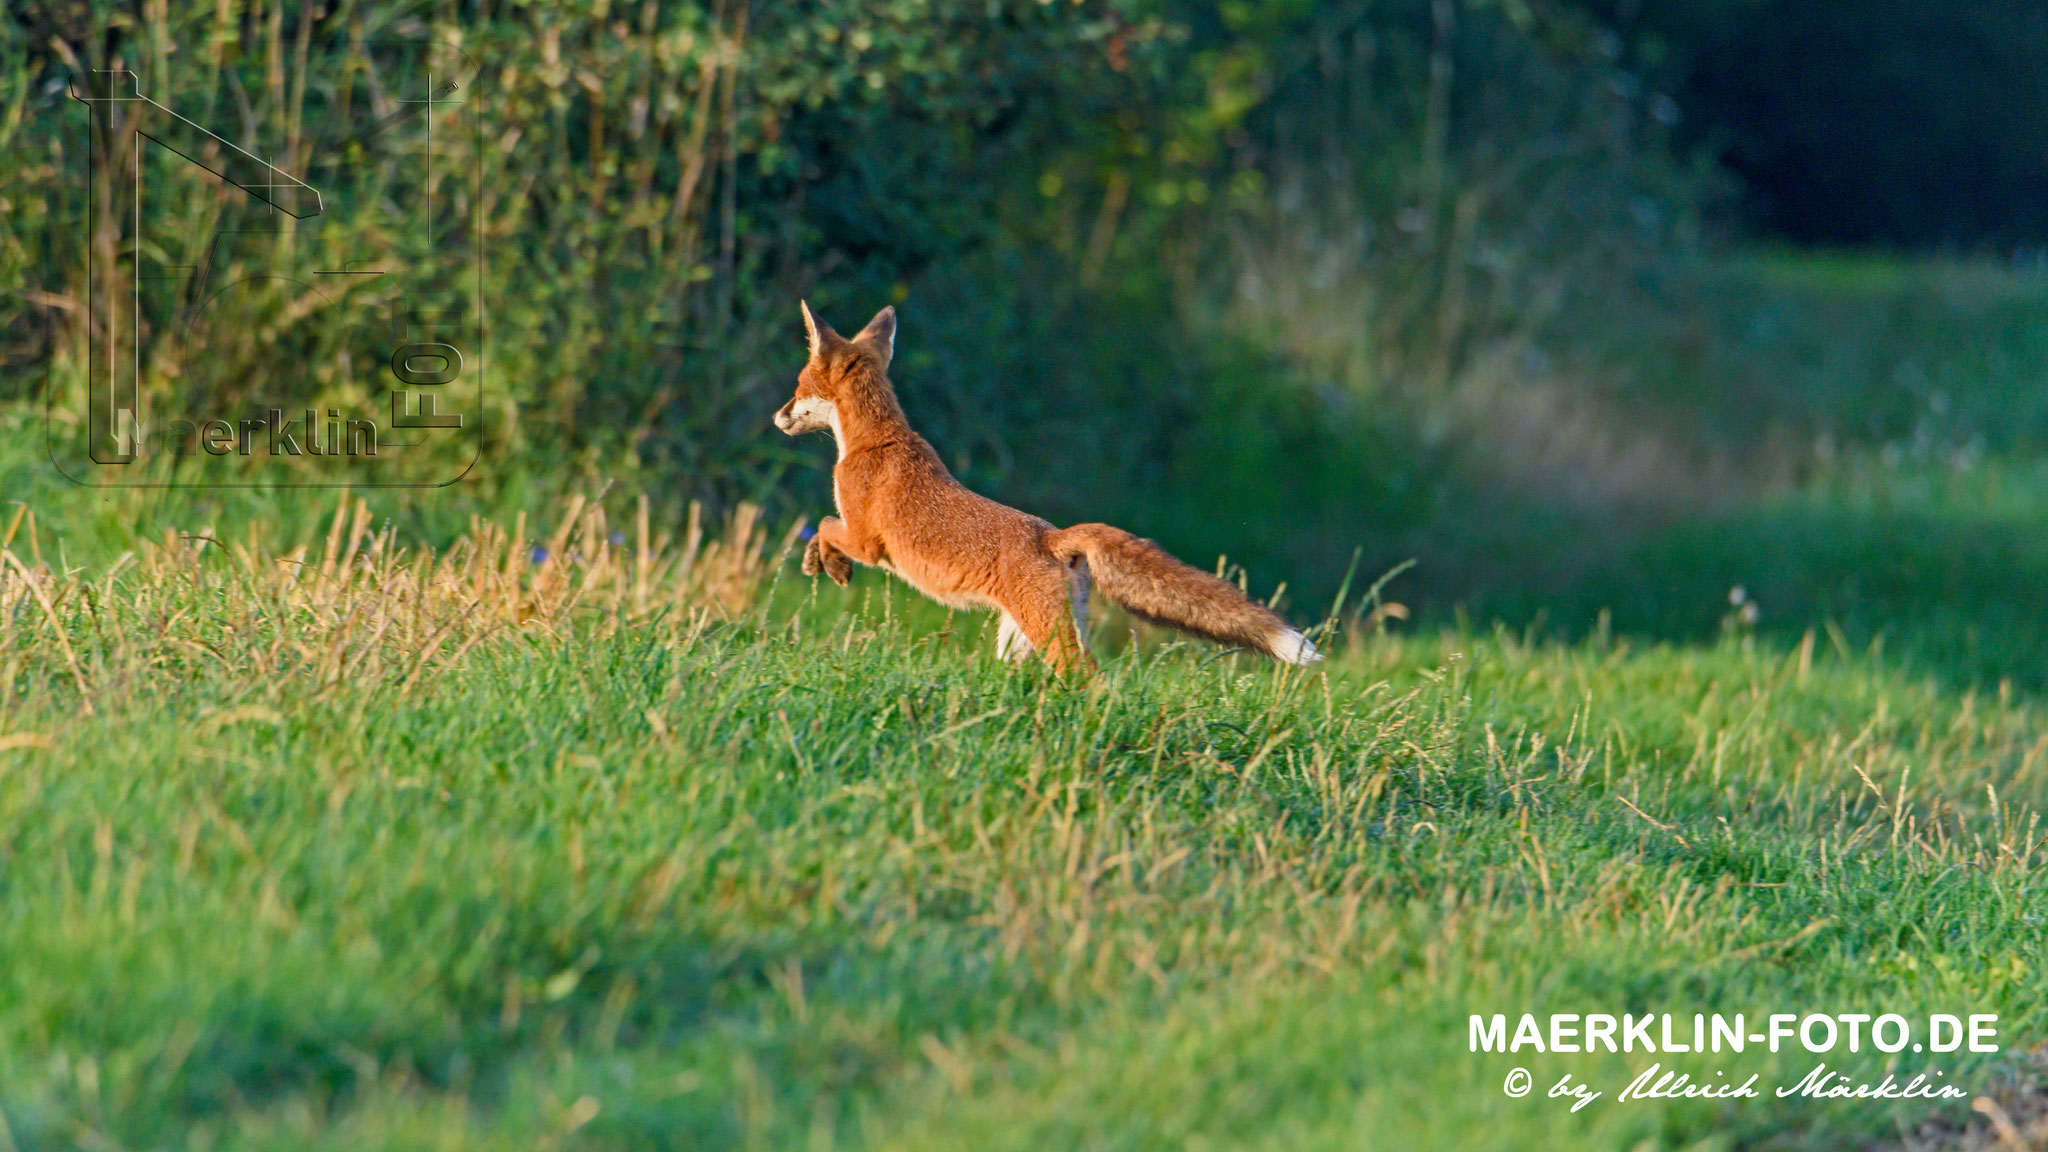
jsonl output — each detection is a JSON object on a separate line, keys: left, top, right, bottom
{"left": 821, "top": 546, "right": 852, "bottom": 587}
{"left": 803, "top": 536, "right": 853, "bottom": 587}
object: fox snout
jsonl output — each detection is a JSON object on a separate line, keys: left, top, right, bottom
{"left": 775, "top": 394, "right": 835, "bottom": 437}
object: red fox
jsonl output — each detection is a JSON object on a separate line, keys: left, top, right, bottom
{"left": 773, "top": 302, "right": 1322, "bottom": 672}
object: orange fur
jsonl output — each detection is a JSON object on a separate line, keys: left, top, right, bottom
{"left": 774, "top": 302, "right": 1321, "bottom": 672}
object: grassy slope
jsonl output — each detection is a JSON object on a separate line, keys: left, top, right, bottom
{"left": 2, "top": 512, "right": 2044, "bottom": 1150}
{"left": 5, "top": 250, "right": 2047, "bottom": 1150}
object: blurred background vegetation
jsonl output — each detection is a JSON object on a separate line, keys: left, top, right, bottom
{"left": 5, "top": 0, "right": 2048, "bottom": 686}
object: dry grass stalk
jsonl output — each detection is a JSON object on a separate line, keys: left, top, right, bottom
{"left": 0, "top": 494, "right": 801, "bottom": 709}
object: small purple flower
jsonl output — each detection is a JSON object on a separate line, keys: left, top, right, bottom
{"left": 609, "top": 531, "right": 626, "bottom": 546}
{"left": 529, "top": 545, "right": 549, "bottom": 564}
{"left": 798, "top": 523, "right": 816, "bottom": 541}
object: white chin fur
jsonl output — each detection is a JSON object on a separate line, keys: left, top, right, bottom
{"left": 1270, "top": 629, "right": 1322, "bottom": 665}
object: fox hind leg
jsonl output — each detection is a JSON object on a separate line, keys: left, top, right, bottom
{"left": 1013, "top": 569, "right": 1091, "bottom": 673}
{"left": 995, "top": 612, "right": 1034, "bottom": 663}
{"left": 1066, "top": 559, "right": 1091, "bottom": 649}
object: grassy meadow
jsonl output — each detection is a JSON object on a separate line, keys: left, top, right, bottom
{"left": 3, "top": 439, "right": 2047, "bottom": 1149}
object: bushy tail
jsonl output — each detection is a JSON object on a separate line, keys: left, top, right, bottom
{"left": 1046, "top": 523, "right": 1321, "bottom": 665}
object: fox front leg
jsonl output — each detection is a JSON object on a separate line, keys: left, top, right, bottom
{"left": 802, "top": 522, "right": 854, "bottom": 587}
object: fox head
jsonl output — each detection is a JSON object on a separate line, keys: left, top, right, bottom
{"left": 773, "top": 301, "right": 898, "bottom": 438}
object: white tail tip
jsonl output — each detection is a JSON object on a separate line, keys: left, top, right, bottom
{"left": 1270, "top": 629, "right": 1323, "bottom": 665}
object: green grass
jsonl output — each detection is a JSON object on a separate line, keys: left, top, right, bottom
{"left": 3, "top": 502, "right": 2044, "bottom": 1151}
{"left": 1462, "top": 451, "right": 2048, "bottom": 694}
{"left": 7, "top": 246, "right": 2048, "bottom": 1150}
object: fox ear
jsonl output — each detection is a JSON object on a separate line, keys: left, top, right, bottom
{"left": 853, "top": 305, "right": 896, "bottom": 367}
{"left": 799, "top": 300, "right": 822, "bottom": 358}
{"left": 799, "top": 300, "right": 843, "bottom": 359}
